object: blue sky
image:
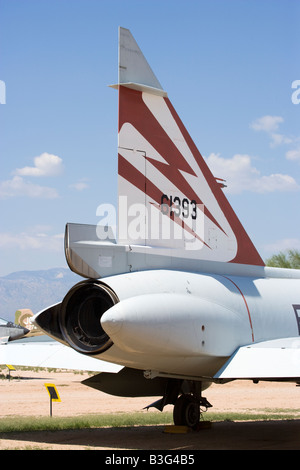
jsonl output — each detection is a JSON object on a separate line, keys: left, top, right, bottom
{"left": 0, "top": 0, "right": 299, "bottom": 276}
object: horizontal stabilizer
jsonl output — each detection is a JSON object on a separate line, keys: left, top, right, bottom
{"left": 65, "top": 223, "right": 269, "bottom": 279}
{"left": 65, "top": 223, "right": 121, "bottom": 278}
{"left": 214, "top": 337, "right": 300, "bottom": 380}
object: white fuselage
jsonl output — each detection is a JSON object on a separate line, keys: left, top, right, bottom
{"left": 92, "top": 268, "right": 300, "bottom": 378}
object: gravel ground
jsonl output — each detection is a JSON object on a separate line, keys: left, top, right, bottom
{"left": 0, "top": 370, "right": 299, "bottom": 450}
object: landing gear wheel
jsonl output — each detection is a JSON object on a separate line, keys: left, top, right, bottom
{"left": 173, "top": 394, "right": 200, "bottom": 429}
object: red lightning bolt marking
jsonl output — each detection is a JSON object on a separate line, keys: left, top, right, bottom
{"left": 119, "top": 86, "right": 226, "bottom": 236}
{"left": 119, "top": 153, "right": 208, "bottom": 247}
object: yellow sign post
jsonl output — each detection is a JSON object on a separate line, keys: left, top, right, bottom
{"left": 6, "top": 364, "right": 16, "bottom": 381}
{"left": 44, "top": 383, "right": 61, "bottom": 417}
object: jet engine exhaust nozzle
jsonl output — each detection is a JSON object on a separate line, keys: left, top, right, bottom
{"left": 59, "top": 281, "right": 118, "bottom": 354}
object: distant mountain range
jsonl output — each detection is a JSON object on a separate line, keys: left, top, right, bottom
{"left": 0, "top": 268, "right": 82, "bottom": 321}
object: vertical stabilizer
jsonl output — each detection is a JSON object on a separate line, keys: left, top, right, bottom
{"left": 114, "top": 28, "right": 264, "bottom": 267}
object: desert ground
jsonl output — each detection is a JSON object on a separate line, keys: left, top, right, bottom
{"left": 0, "top": 368, "right": 300, "bottom": 450}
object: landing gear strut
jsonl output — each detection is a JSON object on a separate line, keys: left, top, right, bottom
{"left": 173, "top": 393, "right": 212, "bottom": 429}
{"left": 143, "top": 375, "right": 212, "bottom": 429}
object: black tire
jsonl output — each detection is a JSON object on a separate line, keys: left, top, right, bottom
{"left": 173, "top": 394, "right": 200, "bottom": 428}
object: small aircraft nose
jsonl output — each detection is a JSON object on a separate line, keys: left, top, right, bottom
{"left": 10, "top": 327, "right": 30, "bottom": 341}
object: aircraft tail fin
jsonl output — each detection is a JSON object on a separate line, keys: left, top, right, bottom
{"left": 117, "top": 27, "right": 165, "bottom": 94}
{"left": 113, "top": 27, "right": 263, "bottom": 266}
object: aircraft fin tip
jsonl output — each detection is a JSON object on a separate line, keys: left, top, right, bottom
{"left": 118, "top": 27, "right": 165, "bottom": 92}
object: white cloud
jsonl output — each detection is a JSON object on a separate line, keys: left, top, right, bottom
{"left": 205, "top": 153, "right": 299, "bottom": 194}
{"left": 0, "top": 152, "right": 64, "bottom": 198}
{"left": 0, "top": 229, "right": 64, "bottom": 252}
{"left": 286, "top": 148, "right": 300, "bottom": 162}
{"left": 254, "top": 173, "right": 299, "bottom": 193}
{"left": 269, "top": 133, "right": 292, "bottom": 147}
{"left": 250, "top": 115, "right": 294, "bottom": 148}
{"left": 250, "top": 115, "right": 284, "bottom": 133}
{"left": 0, "top": 175, "right": 59, "bottom": 199}
{"left": 69, "top": 179, "right": 89, "bottom": 191}
{"left": 15, "top": 153, "right": 64, "bottom": 177}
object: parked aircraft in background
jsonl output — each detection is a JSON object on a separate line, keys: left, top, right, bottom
{"left": 0, "top": 317, "right": 29, "bottom": 343}
{"left": 2, "top": 28, "right": 300, "bottom": 428}
{"left": 0, "top": 312, "right": 121, "bottom": 373}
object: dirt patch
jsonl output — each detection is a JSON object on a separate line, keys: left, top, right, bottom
{"left": 0, "top": 369, "right": 300, "bottom": 449}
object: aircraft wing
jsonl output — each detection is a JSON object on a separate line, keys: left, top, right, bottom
{"left": 0, "top": 335, "right": 123, "bottom": 373}
{"left": 214, "top": 337, "right": 300, "bottom": 380}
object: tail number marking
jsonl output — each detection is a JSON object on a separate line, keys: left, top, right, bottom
{"left": 161, "top": 194, "right": 197, "bottom": 220}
